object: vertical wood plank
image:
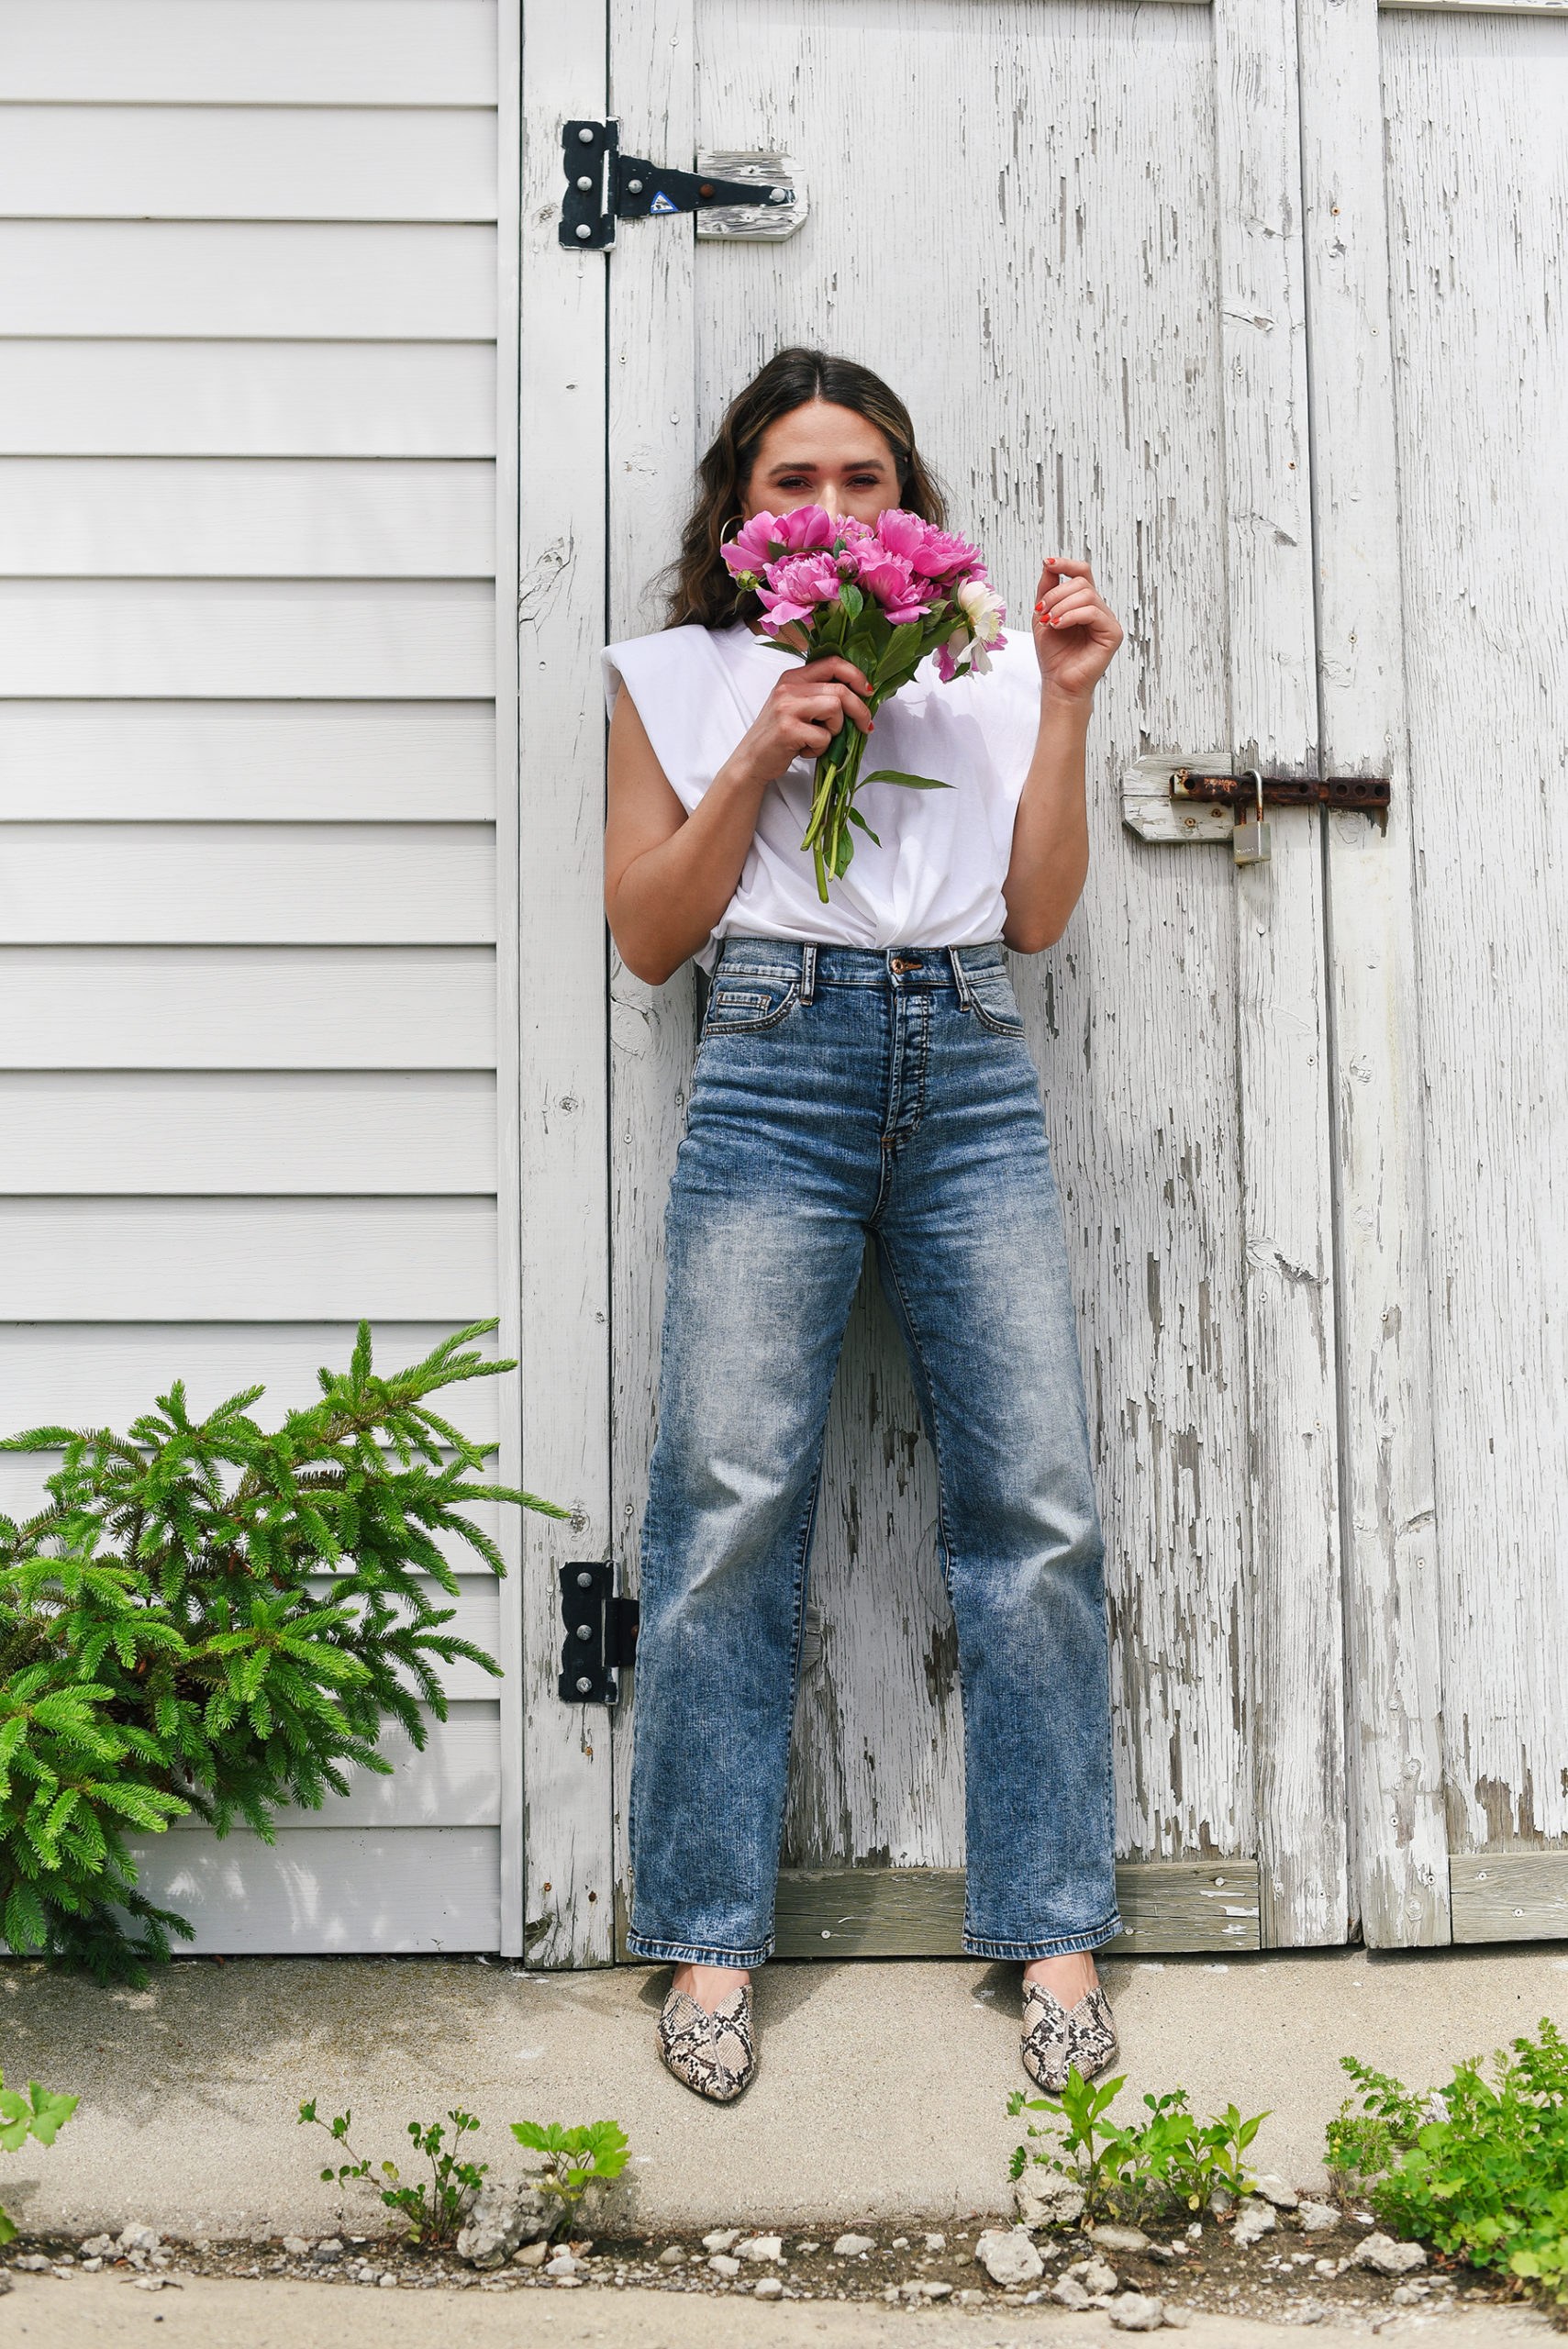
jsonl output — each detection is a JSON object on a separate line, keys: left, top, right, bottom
{"left": 1212, "top": 0, "right": 1350, "bottom": 1943}
{"left": 1294, "top": 0, "right": 1450, "bottom": 1945}
{"left": 494, "top": 0, "right": 526, "bottom": 1958}
{"left": 517, "top": 0, "right": 615, "bottom": 1965}
{"left": 1389, "top": 17, "right": 1567, "bottom": 1859}
{"left": 606, "top": 0, "right": 698, "bottom": 1946}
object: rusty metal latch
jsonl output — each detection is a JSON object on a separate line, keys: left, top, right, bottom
{"left": 1172, "top": 771, "right": 1391, "bottom": 814}
{"left": 1120, "top": 752, "right": 1392, "bottom": 846}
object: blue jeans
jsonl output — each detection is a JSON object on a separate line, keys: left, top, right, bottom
{"left": 626, "top": 937, "right": 1119, "bottom": 1966}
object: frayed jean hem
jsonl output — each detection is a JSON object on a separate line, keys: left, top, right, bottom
{"left": 962, "top": 1910, "right": 1123, "bottom": 1962}
{"left": 626, "top": 1932, "right": 773, "bottom": 1968}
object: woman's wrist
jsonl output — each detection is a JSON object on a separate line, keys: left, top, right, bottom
{"left": 1039, "top": 680, "right": 1095, "bottom": 723}
{"left": 711, "top": 746, "right": 775, "bottom": 798}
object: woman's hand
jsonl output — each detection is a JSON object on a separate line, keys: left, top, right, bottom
{"left": 721, "top": 654, "right": 874, "bottom": 792}
{"left": 1031, "top": 558, "right": 1123, "bottom": 706}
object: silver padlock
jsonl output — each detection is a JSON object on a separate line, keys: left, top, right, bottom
{"left": 1233, "top": 765, "right": 1272, "bottom": 865}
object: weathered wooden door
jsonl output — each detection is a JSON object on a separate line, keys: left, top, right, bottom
{"left": 517, "top": 0, "right": 1358, "bottom": 1965}
{"left": 1293, "top": 0, "right": 1568, "bottom": 1950}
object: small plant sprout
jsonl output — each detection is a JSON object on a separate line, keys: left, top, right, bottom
{"left": 299, "top": 2101, "right": 486, "bottom": 2247}
{"left": 510, "top": 2120, "right": 630, "bottom": 2237}
{"left": 1008, "top": 2065, "right": 1268, "bottom": 2223}
{"left": 0, "top": 2073, "right": 79, "bottom": 2243}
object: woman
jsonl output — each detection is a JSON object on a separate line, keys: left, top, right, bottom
{"left": 603, "top": 349, "right": 1125, "bottom": 2105}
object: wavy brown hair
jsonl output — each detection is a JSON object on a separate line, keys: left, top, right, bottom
{"left": 662, "top": 348, "right": 948, "bottom": 630}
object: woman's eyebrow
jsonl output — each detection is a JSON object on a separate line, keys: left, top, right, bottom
{"left": 762, "top": 452, "right": 893, "bottom": 473}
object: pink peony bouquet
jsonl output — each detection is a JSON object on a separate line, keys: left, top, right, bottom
{"left": 722, "top": 507, "right": 1006, "bottom": 902}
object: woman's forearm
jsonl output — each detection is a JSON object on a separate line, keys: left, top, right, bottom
{"left": 1000, "top": 689, "right": 1094, "bottom": 954}
{"left": 608, "top": 756, "right": 770, "bottom": 986}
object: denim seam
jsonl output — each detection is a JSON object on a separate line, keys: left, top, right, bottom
{"left": 968, "top": 999, "right": 1026, "bottom": 1040}
{"left": 873, "top": 1235, "right": 959, "bottom": 1597}
{"left": 624, "top": 1934, "right": 774, "bottom": 1967}
{"left": 962, "top": 1912, "right": 1124, "bottom": 1962}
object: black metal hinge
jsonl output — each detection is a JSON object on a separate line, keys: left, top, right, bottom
{"left": 560, "top": 119, "right": 795, "bottom": 250}
{"left": 557, "top": 1560, "right": 639, "bottom": 1706}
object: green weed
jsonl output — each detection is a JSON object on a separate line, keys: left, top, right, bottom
{"left": 0, "top": 2073, "right": 78, "bottom": 2243}
{"left": 511, "top": 2120, "right": 630, "bottom": 2236}
{"left": 1327, "top": 2019, "right": 1568, "bottom": 2303}
{"left": 299, "top": 2102, "right": 486, "bottom": 2247}
{"left": 1008, "top": 2065, "right": 1267, "bottom": 2223}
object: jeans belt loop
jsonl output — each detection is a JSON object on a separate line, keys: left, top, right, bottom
{"left": 948, "top": 944, "right": 975, "bottom": 1010}
{"left": 801, "top": 943, "right": 817, "bottom": 1004}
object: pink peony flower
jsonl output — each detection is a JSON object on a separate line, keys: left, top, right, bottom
{"left": 851, "top": 547, "right": 931, "bottom": 624}
{"left": 721, "top": 505, "right": 835, "bottom": 579}
{"left": 873, "top": 509, "right": 985, "bottom": 581}
{"left": 756, "top": 550, "right": 845, "bottom": 632}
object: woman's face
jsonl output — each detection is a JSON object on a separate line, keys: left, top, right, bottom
{"left": 742, "top": 398, "right": 902, "bottom": 524}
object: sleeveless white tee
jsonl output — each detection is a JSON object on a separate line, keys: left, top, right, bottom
{"left": 602, "top": 620, "right": 1043, "bottom": 974}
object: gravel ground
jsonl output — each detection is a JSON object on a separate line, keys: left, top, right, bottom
{"left": 2, "top": 2199, "right": 1553, "bottom": 2332}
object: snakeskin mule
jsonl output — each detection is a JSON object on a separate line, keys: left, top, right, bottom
{"left": 1020, "top": 1979, "right": 1118, "bottom": 2095}
{"left": 657, "top": 1982, "right": 757, "bottom": 2103}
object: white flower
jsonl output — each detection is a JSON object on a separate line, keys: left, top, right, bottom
{"left": 955, "top": 577, "right": 1006, "bottom": 645}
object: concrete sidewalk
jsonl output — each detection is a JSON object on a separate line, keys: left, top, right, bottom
{"left": 0, "top": 1943, "right": 1563, "bottom": 2243}
{"left": 0, "top": 2272, "right": 1562, "bottom": 2349}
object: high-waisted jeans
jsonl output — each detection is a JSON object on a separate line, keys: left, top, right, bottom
{"left": 625, "top": 936, "right": 1120, "bottom": 1966}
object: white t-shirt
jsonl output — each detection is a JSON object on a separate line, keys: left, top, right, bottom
{"left": 602, "top": 620, "right": 1042, "bottom": 974}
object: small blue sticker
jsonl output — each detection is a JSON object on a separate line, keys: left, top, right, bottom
{"left": 649, "top": 191, "right": 678, "bottom": 215}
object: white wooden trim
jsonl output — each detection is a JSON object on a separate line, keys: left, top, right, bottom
{"left": 0, "top": 221, "right": 497, "bottom": 341}
{"left": 0, "top": 3, "right": 499, "bottom": 106}
{"left": 0, "top": 825, "right": 495, "bottom": 946}
{"left": 0, "top": 105, "right": 500, "bottom": 222}
{"left": 0, "top": 707, "right": 495, "bottom": 823}
{"left": 1295, "top": 0, "right": 1451, "bottom": 1946}
{"left": 0, "top": 948, "right": 496, "bottom": 1067}
{"left": 0, "top": 1322, "right": 503, "bottom": 1440}
{"left": 1214, "top": 0, "right": 1350, "bottom": 1946}
{"left": 125, "top": 1828, "right": 502, "bottom": 1954}
{"left": 494, "top": 0, "right": 526, "bottom": 1961}
{"left": 0, "top": 460, "right": 496, "bottom": 580}
{"left": 0, "top": 1073, "right": 496, "bottom": 1196}
{"left": 0, "top": 1198, "right": 497, "bottom": 1321}
{"left": 516, "top": 0, "right": 616, "bottom": 1968}
{"left": 0, "top": 343, "right": 497, "bottom": 460}
{"left": 606, "top": 0, "right": 697, "bottom": 1961}
{"left": 1380, "top": 0, "right": 1567, "bottom": 12}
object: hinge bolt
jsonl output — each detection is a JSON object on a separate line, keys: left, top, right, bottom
{"left": 578, "top": 126, "right": 595, "bottom": 142}
{"left": 576, "top": 1623, "right": 593, "bottom": 1641}
{"left": 770, "top": 188, "right": 788, "bottom": 203}
{"left": 576, "top": 1571, "right": 593, "bottom": 1586}
{"left": 574, "top": 222, "right": 592, "bottom": 240}
{"left": 575, "top": 1676, "right": 593, "bottom": 1694}
{"left": 627, "top": 177, "right": 643, "bottom": 194}
{"left": 575, "top": 174, "right": 593, "bottom": 191}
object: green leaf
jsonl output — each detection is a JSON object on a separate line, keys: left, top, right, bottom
{"left": 858, "top": 770, "right": 952, "bottom": 792}
{"left": 22, "top": 2084, "right": 79, "bottom": 2146}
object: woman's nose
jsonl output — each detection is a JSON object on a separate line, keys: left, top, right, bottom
{"left": 820, "top": 484, "right": 841, "bottom": 518}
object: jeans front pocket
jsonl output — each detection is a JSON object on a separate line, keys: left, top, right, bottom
{"left": 701, "top": 975, "right": 801, "bottom": 1038}
{"left": 964, "top": 969, "right": 1026, "bottom": 1038}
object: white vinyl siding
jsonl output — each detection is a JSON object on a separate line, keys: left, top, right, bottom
{"left": 0, "top": 0, "right": 512, "bottom": 1950}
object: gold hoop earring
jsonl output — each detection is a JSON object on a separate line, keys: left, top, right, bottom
{"left": 718, "top": 513, "right": 745, "bottom": 544}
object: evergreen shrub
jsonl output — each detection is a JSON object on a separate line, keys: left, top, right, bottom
{"left": 0, "top": 1321, "right": 564, "bottom": 1984}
